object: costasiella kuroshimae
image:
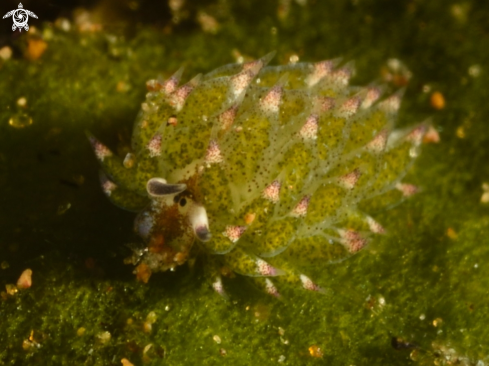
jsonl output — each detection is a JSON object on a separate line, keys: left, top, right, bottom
{"left": 88, "top": 52, "right": 429, "bottom": 297}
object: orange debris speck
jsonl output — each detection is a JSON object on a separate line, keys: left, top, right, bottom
{"left": 5, "top": 284, "right": 17, "bottom": 295}
{"left": 121, "top": 358, "right": 134, "bottom": 366}
{"left": 116, "top": 81, "right": 130, "bottom": 93}
{"left": 173, "top": 251, "right": 187, "bottom": 265}
{"left": 446, "top": 227, "right": 458, "bottom": 240}
{"left": 26, "top": 38, "right": 48, "bottom": 61}
{"left": 143, "top": 321, "right": 152, "bottom": 333}
{"left": 456, "top": 125, "right": 466, "bottom": 138}
{"left": 244, "top": 212, "right": 256, "bottom": 225}
{"left": 168, "top": 116, "right": 178, "bottom": 126}
{"left": 135, "top": 262, "right": 152, "bottom": 284}
{"left": 22, "top": 339, "right": 34, "bottom": 351}
{"left": 481, "top": 183, "right": 489, "bottom": 203}
{"left": 433, "top": 317, "right": 443, "bottom": 327}
{"left": 17, "top": 269, "right": 32, "bottom": 290}
{"left": 430, "top": 92, "right": 445, "bottom": 110}
{"left": 423, "top": 125, "right": 440, "bottom": 143}
{"left": 0, "top": 46, "right": 12, "bottom": 60}
{"left": 308, "top": 345, "right": 324, "bottom": 358}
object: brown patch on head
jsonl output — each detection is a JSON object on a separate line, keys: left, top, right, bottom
{"left": 137, "top": 171, "right": 208, "bottom": 276}
{"left": 148, "top": 233, "right": 165, "bottom": 253}
{"left": 173, "top": 251, "right": 188, "bottom": 265}
{"left": 178, "top": 171, "right": 202, "bottom": 203}
{"left": 153, "top": 203, "right": 186, "bottom": 247}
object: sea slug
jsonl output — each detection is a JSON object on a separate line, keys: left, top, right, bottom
{"left": 88, "top": 52, "right": 426, "bottom": 296}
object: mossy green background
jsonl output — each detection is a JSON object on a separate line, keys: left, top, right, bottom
{"left": 1, "top": 0, "right": 488, "bottom": 364}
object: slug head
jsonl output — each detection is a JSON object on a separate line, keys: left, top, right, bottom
{"left": 133, "top": 177, "right": 210, "bottom": 272}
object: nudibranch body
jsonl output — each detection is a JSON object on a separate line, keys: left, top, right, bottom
{"left": 89, "top": 52, "right": 426, "bottom": 296}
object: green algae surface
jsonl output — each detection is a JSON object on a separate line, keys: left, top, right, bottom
{"left": 1, "top": 0, "right": 489, "bottom": 365}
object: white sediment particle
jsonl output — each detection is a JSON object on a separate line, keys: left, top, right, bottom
{"left": 387, "top": 58, "right": 402, "bottom": 72}
{"left": 289, "top": 54, "right": 299, "bottom": 64}
{"left": 147, "top": 133, "right": 162, "bottom": 157}
{"left": 262, "top": 180, "right": 281, "bottom": 203}
{"left": 222, "top": 225, "right": 246, "bottom": 243}
{"left": 365, "top": 129, "right": 388, "bottom": 153}
{"left": 339, "top": 168, "right": 361, "bottom": 189}
{"left": 205, "top": 140, "right": 223, "bottom": 165}
{"left": 260, "top": 86, "right": 282, "bottom": 113}
{"left": 0, "top": 46, "right": 12, "bottom": 61}
{"left": 299, "top": 115, "right": 318, "bottom": 140}
{"left": 378, "top": 296, "right": 386, "bottom": 306}
{"left": 468, "top": 64, "right": 481, "bottom": 78}
{"left": 366, "top": 216, "right": 385, "bottom": 234}
{"left": 17, "top": 97, "right": 27, "bottom": 107}
{"left": 212, "top": 334, "right": 221, "bottom": 344}
{"left": 291, "top": 195, "right": 311, "bottom": 217}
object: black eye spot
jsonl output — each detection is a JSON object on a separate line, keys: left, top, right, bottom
{"left": 179, "top": 198, "right": 187, "bottom": 207}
